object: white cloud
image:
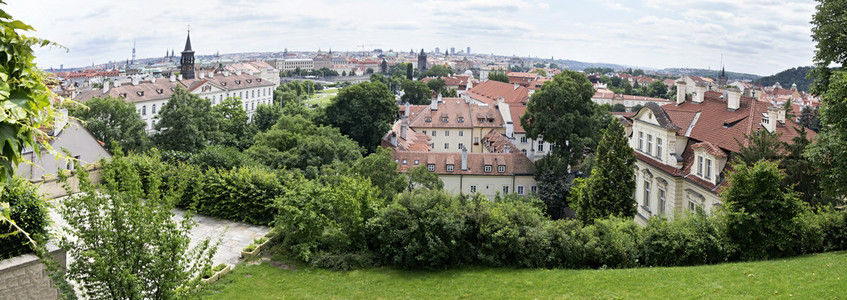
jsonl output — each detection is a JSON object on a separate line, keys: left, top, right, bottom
{"left": 602, "top": 1, "right": 631, "bottom": 11}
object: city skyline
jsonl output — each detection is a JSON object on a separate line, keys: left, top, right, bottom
{"left": 7, "top": 0, "right": 816, "bottom": 76}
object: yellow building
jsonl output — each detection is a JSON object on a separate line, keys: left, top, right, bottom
{"left": 405, "top": 95, "right": 504, "bottom": 153}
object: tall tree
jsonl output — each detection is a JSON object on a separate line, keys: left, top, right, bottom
{"left": 212, "top": 97, "right": 257, "bottom": 150}
{"left": 323, "top": 81, "right": 397, "bottom": 152}
{"left": 533, "top": 155, "right": 573, "bottom": 219}
{"left": 351, "top": 147, "right": 406, "bottom": 201}
{"left": 247, "top": 114, "right": 362, "bottom": 171}
{"left": 426, "top": 78, "right": 446, "bottom": 94}
{"left": 153, "top": 86, "right": 219, "bottom": 153}
{"left": 806, "top": 71, "right": 847, "bottom": 203}
{"left": 68, "top": 96, "right": 149, "bottom": 153}
{"left": 799, "top": 105, "right": 822, "bottom": 132}
{"left": 520, "top": 70, "right": 599, "bottom": 168}
{"left": 734, "top": 131, "right": 784, "bottom": 165}
{"left": 571, "top": 120, "right": 636, "bottom": 223}
{"left": 252, "top": 103, "right": 283, "bottom": 132}
{"left": 405, "top": 165, "right": 443, "bottom": 191}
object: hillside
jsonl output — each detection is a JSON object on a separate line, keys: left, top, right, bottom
{"left": 755, "top": 66, "right": 814, "bottom": 92}
{"left": 658, "top": 68, "right": 761, "bottom": 81}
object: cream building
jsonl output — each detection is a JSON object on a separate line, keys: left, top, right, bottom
{"left": 406, "top": 95, "right": 505, "bottom": 153}
{"left": 627, "top": 81, "right": 813, "bottom": 224}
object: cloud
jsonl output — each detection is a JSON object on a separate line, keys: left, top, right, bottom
{"left": 601, "top": 1, "right": 631, "bottom": 11}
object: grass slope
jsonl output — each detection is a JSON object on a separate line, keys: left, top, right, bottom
{"left": 197, "top": 251, "right": 847, "bottom": 299}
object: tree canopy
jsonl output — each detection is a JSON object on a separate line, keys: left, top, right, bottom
{"left": 68, "top": 96, "right": 149, "bottom": 153}
{"left": 212, "top": 97, "right": 257, "bottom": 150}
{"left": 153, "top": 86, "right": 219, "bottom": 153}
{"left": 323, "top": 81, "right": 397, "bottom": 152}
{"left": 488, "top": 69, "right": 509, "bottom": 83}
{"left": 401, "top": 80, "right": 431, "bottom": 105}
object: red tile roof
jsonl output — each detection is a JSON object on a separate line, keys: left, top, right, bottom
{"left": 466, "top": 80, "right": 529, "bottom": 105}
{"left": 482, "top": 129, "right": 518, "bottom": 153}
{"left": 509, "top": 104, "right": 527, "bottom": 134}
{"left": 392, "top": 150, "right": 535, "bottom": 176}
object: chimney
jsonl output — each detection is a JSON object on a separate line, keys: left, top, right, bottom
{"left": 178, "top": 74, "right": 183, "bottom": 81}
{"left": 224, "top": 71, "right": 230, "bottom": 77}
{"left": 777, "top": 106, "right": 786, "bottom": 124}
{"left": 236, "top": 70, "right": 242, "bottom": 76}
{"left": 431, "top": 93, "right": 440, "bottom": 111}
{"left": 199, "top": 72, "right": 205, "bottom": 79}
{"left": 461, "top": 146, "right": 468, "bottom": 171}
{"left": 504, "top": 145, "right": 511, "bottom": 154}
{"left": 693, "top": 85, "right": 706, "bottom": 103}
{"left": 513, "top": 83, "right": 519, "bottom": 90}
{"left": 400, "top": 123, "right": 408, "bottom": 140}
{"left": 727, "top": 87, "right": 741, "bottom": 110}
{"left": 114, "top": 80, "right": 121, "bottom": 87}
{"left": 751, "top": 87, "right": 761, "bottom": 99}
{"left": 389, "top": 132, "right": 397, "bottom": 147}
{"left": 763, "top": 106, "right": 778, "bottom": 133}
{"left": 170, "top": 74, "right": 176, "bottom": 82}
{"left": 102, "top": 80, "right": 110, "bottom": 93}
{"left": 248, "top": 70, "right": 254, "bottom": 76}
{"left": 404, "top": 102, "right": 410, "bottom": 118}
{"left": 131, "top": 76, "right": 139, "bottom": 86}
{"left": 676, "top": 80, "right": 686, "bottom": 105}
{"left": 209, "top": 72, "right": 214, "bottom": 78}
{"left": 151, "top": 77, "right": 156, "bottom": 84}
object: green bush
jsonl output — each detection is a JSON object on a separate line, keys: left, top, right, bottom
{"left": 368, "top": 189, "right": 473, "bottom": 269}
{"left": 0, "top": 178, "right": 49, "bottom": 259}
{"left": 639, "top": 213, "right": 728, "bottom": 267}
{"left": 275, "top": 174, "right": 383, "bottom": 264}
{"left": 579, "top": 217, "right": 641, "bottom": 269}
{"left": 191, "top": 166, "right": 287, "bottom": 225}
{"left": 477, "top": 198, "right": 549, "bottom": 268}
{"left": 310, "top": 251, "right": 376, "bottom": 271}
{"left": 189, "top": 145, "right": 257, "bottom": 171}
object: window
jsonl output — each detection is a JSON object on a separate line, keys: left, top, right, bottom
{"left": 427, "top": 164, "right": 435, "bottom": 172}
{"left": 474, "top": 137, "right": 480, "bottom": 144}
{"left": 689, "top": 201, "right": 697, "bottom": 212}
{"left": 658, "top": 187, "right": 666, "bottom": 215}
{"left": 484, "top": 165, "right": 492, "bottom": 173}
{"left": 530, "top": 185, "right": 537, "bottom": 193}
{"left": 470, "top": 185, "right": 477, "bottom": 193}
{"left": 647, "top": 134, "right": 653, "bottom": 155}
{"left": 432, "top": 131, "right": 436, "bottom": 137}
{"left": 537, "top": 142, "right": 544, "bottom": 152}
{"left": 638, "top": 132, "right": 644, "bottom": 150}
{"left": 458, "top": 117, "right": 464, "bottom": 123}
{"left": 517, "top": 185, "right": 525, "bottom": 195}
{"left": 212, "top": 95, "right": 216, "bottom": 104}
{"left": 458, "top": 143, "right": 464, "bottom": 149}
{"left": 414, "top": 160, "right": 419, "bottom": 165}
{"left": 444, "top": 143, "right": 449, "bottom": 149}
{"left": 502, "top": 186, "right": 510, "bottom": 194}
{"left": 422, "top": 130, "right": 427, "bottom": 135}
{"left": 252, "top": 90, "right": 255, "bottom": 98}
{"left": 643, "top": 180, "right": 651, "bottom": 209}
{"left": 425, "top": 117, "right": 432, "bottom": 123}
{"left": 441, "top": 117, "right": 448, "bottom": 123}
{"left": 402, "top": 159, "right": 407, "bottom": 165}
{"left": 498, "top": 165, "right": 505, "bottom": 173}
{"left": 152, "top": 104, "right": 156, "bottom": 114}
{"left": 245, "top": 104, "right": 248, "bottom": 110}
{"left": 239, "top": 91, "right": 243, "bottom": 99}
{"left": 705, "top": 158, "right": 712, "bottom": 180}
{"left": 697, "top": 156, "right": 704, "bottom": 176}
{"left": 522, "top": 149, "right": 527, "bottom": 154}
{"left": 142, "top": 105, "right": 147, "bottom": 116}
{"left": 656, "top": 138, "right": 663, "bottom": 158}
{"left": 447, "top": 164, "right": 454, "bottom": 172}
{"left": 459, "top": 131, "right": 463, "bottom": 136}
{"left": 520, "top": 137, "right": 528, "bottom": 143}
{"left": 445, "top": 130, "right": 450, "bottom": 136}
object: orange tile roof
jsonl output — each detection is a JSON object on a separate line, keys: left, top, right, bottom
{"left": 466, "top": 80, "right": 529, "bottom": 105}
{"left": 392, "top": 150, "right": 535, "bottom": 176}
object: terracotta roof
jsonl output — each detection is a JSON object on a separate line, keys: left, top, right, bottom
{"left": 509, "top": 104, "right": 527, "bottom": 133}
{"left": 691, "top": 141, "right": 727, "bottom": 158}
{"left": 466, "top": 80, "right": 529, "bottom": 105}
{"left": 408, "top": 98, "right": 503, "bottom": 129}
{"left": 73, "top": 73, "right": 274, "bottom": 104}
{"left": 643, "top": 102, "right": 681, "bottom": 131}
{"left": 482, "top": 129, "right": 518, "bottom": 153}
{"left": 392, "top": 150, "right": 535, "bottom": 176}
{"left": 381, "top": 120, "right": 431, "bottom": 151}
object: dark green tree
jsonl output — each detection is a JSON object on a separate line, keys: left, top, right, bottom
{"left": 401, "top": 80, "right": 431, "bottom": 105}
{"left": 153, "top": 86, "right": 219, "bottom": 153}
{"left": 406, "top": 63, "right": 413, "bottom": 80}
{"left": 520, "top": 70, "right": 599, "bottom": 167}
{"left": 426, "top": 78, "right": 446, "bottom": 94}
{"left": 212, "top": 97, "right": 257, "bottom": 150}
{"left": 252, "top": 103, "right": 283, "bottom": 132}
{"left": 351, "top": 147, "right": 406, "bottom": 201}
{"left": 533, "top": 155, "right": 573, "bottom": 219}
{"left": 571, "top": 119, "right": 636, "bottom": 223}
{"left": 67, "top": 96, "right": 149, "bottom": 153}
{"left": 722, "top": 160, "right": 804, "bottom": 260}
{"left": 611, "top": 103, "right": 626, "bottom": 112}
{"left": 418, "top": 64, "right": 453, "bottom": 79}
{"left": 646, "top": 81, "right": 668, "bottom": 98}
{"left": 323, "top": 82, "right": 397, "bottom": 152}
{"left": 799, "top": 105, "right": 821, "bottom": 132}
{"left": 488, "top": 69, "right": 509, "bottom": 83}
{"left": 405, "top": 165, "right": 443, "bottom": 191}
{"left": 734, "top": 131, "right": 784, "bottom": 166}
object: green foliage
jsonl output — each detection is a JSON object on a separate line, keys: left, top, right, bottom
{"left": 426, "top": 78, "right": 446, "bottom": 93}
{"left": 67, "top": 96, "right": 150, "bottom": 153}
{"left": 531, "top": 69, "right": 547, "bottom": 77}
{"left": 274, "top": 174, "right": 383, "bottom": 263}
{"left": 610, "top": 103, "right": 626, "bottom": 112}
{"left": 487, "top": 69, "right": 509, "bottom": 83}
{"left": 368, "top": 189, "right": 474, "bottom": 269}
{"left": 639, "top": 213, "right": 728, "bottom": 267}
{"left": 477, "top": 198, "right": 550, "bottom": 267}
{"left": 0, "top": 177, "right": 48, "bottom": 259}
{"left": 153, "top": 85, "right": 219, "bottom": 153}
{"left": 251, "top": 103, "right": 283, "bottom": 132}
{"left": 722, "top": 161, "right": 805, "bottom": 260}
{"left": 322, "top": 81, "right": 397, "bottom": 152}
{"left": 350, "top": 147, "right": 405, "bottom": 201}
{"left": 799, "top": 105, "right": 821, "bottom": 132}
{"left": 63, "top": 157, "right": 217, "bottom": 299}
{"left": 401, "top": 80, "right": 431, "bottom": 105}
{"left": 811, "top": 0, "right": 847, "bottom": 68}
{"left": 520, "top": 70, "right": 600, "bottom": 167}
{"left": 405, "top": 164, "right": 443, "bottom": 191}
{"left": 756, "top": 66, "right": 814, "bottom": 92}
{"left": 584, "top": 67, "right": 614, "bottom": 74}
{"left": 0, "top": 8, "right": 61, "bottom": 182}
{"left": 418, "top": 64, "right": 454, "bottom": 79}
{"left": 189, "top": 145, "right": 256, "bottom": 171}
{"left": 247, "top": 114, "right": 362, "bottom": 171}
{"left": 573, "top": 120, "right": 636, "bottom": 223}
{"left": 734, "top": 131, "right": 784, "bottom": 165}
{"left": 212, "top": 97, "right": 257, "bottom": 150}
{"left": 191, "top": 166, "right": 286, "bottom": 225}
{"left": 645, "top": 81, "right": 669, "bottom": 99}
{"left": 533, "top": 155, "right": 573, "bottom": 219}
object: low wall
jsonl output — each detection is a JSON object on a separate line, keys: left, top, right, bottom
{"left": 31, "top": 167, "right": 104, "bottom": 199}
{"left": 0, "top": 245, "right": 66, "bottom": 300}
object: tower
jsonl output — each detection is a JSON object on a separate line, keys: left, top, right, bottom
{"left": 380, "top": 58, "right": 388, "bottom": 74}
{"left": 180, "top": 28, "right": 196, "bottom": 80}
{"left": 418, "top": 49, "right": 428, "bottom": 73}
{"left": 718, "top": 66, "right": 727, "bottom": 87}
{"left": 131, "top": 40, "right": 136, "bottom": 65}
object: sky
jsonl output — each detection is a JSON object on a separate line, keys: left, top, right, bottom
{"left": 5, "top": 0, "right": 817, "bottom": 76}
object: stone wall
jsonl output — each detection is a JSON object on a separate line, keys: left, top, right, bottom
{"left": 0, "top": 245, "right": 66, "bottom": 300}
{"left": 31, "top": 166, "right": 104, "bottom": 199}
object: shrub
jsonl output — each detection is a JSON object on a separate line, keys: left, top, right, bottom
{"left": 191, "top": 166, "right": 287, "bottom": 225}
{"left": 275, "top": 175, "right": 383, "bottom": 263}
{"left": 189, "top": 145, "right": 257, "bottom": 171}
{"left": 579, "top": 217, "right": 641, "bottom": 268}
{"left": 368, "top": 189, "right": 472, "bottom": 269}
{"left": 0, "top": 178, "right": 49, "bottom": 259}
{"left": 477, "top": 198, "right": 549, "bottom": 267}
{"left": 639, "top": 213, "right": 728, "bottom": 267}
{"left": 310, "top": 251, "right": 376, "bottom": 271}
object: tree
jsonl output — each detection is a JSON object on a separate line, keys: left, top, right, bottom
{"left": 366, "top": 67, "right": 374, "bottom": 74}
{"left": 323, "top": 81, "right": 398, "bottom": 152}
{"left": 631, "top": 104, "right": 643, "bottom": 113}
{"left": 799, "top": 105, "right": 821, "bottom": 132}
{"left": 531, "top": 69, "right": 547, "bottom": 77}
{"left": 252, "top": 103, "right": 283, "bottom": 132}
{"left": 247, "top": 114, "right": 362, "bottom": 171}
{"left": 533, "top": 155, "right": 573, "bottom": 219}
{"left": 212, "top": 97, "right": 257, "bottom": 150}
{"left": 488, "top": 69, "right": 509, "bottom": 83}
{"left": 611, "top": 103, "right": 626, "bottom": 112}
{"left": 59, "top": 157, "right": 218, "bottom": 299}
{"left": 549, "top": 63, "right": 559, "bottom": 69}
{"left": 623, "top": 80, "right": 633, "bottom": 94}
{"left": 351, "top": 147, "right": 406, "bottom": 201}
{"left": 734, "top": 131, "right": 784, "bottom": 166}
{"left": 401, "top": 81, "right": 432, "bottom": 105}
{"left": 426, "top": 78, "right": 446, "bottom": 94}
{"left": 572, "top": 120, "right": 636, "bottom": 223}
{"left": 405, "top": 165, "right": 443, "bottom": 191}
{"left": 153, "top": 86, "right": 219, "bottom": 153}
{"left": 722, "top": 160, "right": 804, "bottom": 260}
{"left": 520, "top": 70, "right": 599, "bottom": 168}
{"left": 418, "top": 64, "right": 453, "bottom": 79}
{"left": 406, "top": 63, "right": 413, "bottom": 80}
{"left": 68, "top": 96, "right": 149, "bottom": 153}
{"left": 807, "top": 70, "right": 847, "bottom": 203}
{"left": 645, "top": 81, "right": 668, "bottom": 98}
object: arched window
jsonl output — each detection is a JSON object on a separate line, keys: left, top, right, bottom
{"left": 152, "top": 104, "right": 156, "bottom": 114}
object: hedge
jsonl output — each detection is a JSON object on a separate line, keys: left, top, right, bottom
{"left": 0, "top": 177, "right": 50, "bottom": 259}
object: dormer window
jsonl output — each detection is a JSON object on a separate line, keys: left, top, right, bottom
{"left": 235, "top": 80, "right": 241, "bottom": 84}
{"left": 697, "top": 156, "right": 704, "bottom": 176}
{"left": 646, "top": 134, "right": 653, "bottom": 155}
{"left": 447, "top": 164, "right": 454, "bottom": 172}
{"left": 705, "top": 158, "right": 712, "bottom": 180}
{"left": 170, "top": 88, "right": 175, "bottom": 92}
{"left": 638, "top": 131, "right": 644, "bottom": 150}
{"left": 247, "top": 79, "right": 252, "bottom": 83}
{"left": 498, "top": 165, "right": 505, "bottom": 173}
{"left": 222, "top": 82, "right": 227, "bottom": 86}
{"left": 402, "top": 159, "right": 407, "bottom": 165}
{"left": 458, "top": 117, "right": 464, "bottom": 123}
{"left": 119, "top": 93, "right": 127, "bottom": 98}
{"left": 656, "top": 138, "right": 663, "bottom": 159}
{"left": 136, "top": 91, "right": 144, "bottom": 97}
{"left": 441, "top": 117, "right": 448, "bottom": 123}
{"left": 425, "top": 117, "right": 431, "bottom": 123}
{"left": 156, "top": 89, "right": 164, "bottom": 94}
{"left": 427, "top": 164, "right": 435, "bottom": 172}
{"left": 257, "top": 78, "right": 262, "bottom": 82}
{"left": 484, "top": 165, "right": 492, "bottom": 173}
{"left": 414, "top": 160, "right": 419, "bottom": 165}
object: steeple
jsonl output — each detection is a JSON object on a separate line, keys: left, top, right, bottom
{"left": 180, "top": 27, "right": 196, "bottom": 80}
{"left": 718, "top": 66, "right": 727, "bottom": 87}
{"left": 131, "top": 40, "right": 136, "bottom": 65}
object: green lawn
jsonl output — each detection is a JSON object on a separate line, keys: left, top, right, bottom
{"left": 304, "top": 88, "right": 338, "bottom": 108}
{"left": 196, "top": 251, "right": 847, "bottom": 299}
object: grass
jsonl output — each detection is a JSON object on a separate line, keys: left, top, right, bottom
{"left": 196, "top": 251, "right": 847, "bottom": 299}
{"left": 303, "top": 88, "right": 337, "bottom": 108}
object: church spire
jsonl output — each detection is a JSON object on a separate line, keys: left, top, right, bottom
{"left": 183, "top": 27, "right": 193, "bottom": 52}
{"left": 180, "top": 27, "right": 196, "bottom": 80}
